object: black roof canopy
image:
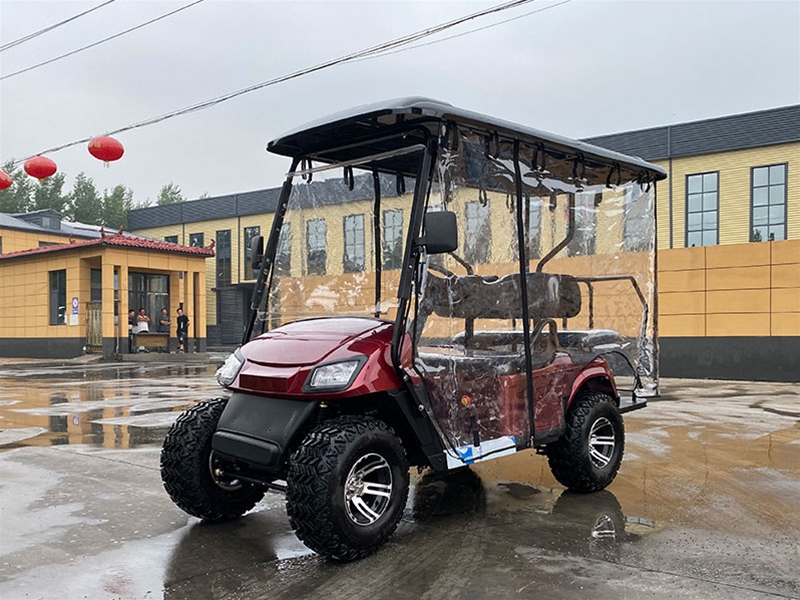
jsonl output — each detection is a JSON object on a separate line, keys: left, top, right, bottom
{"left": 267, "top": 97, "right": 667, "bottom": 182}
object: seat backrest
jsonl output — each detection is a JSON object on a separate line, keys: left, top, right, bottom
{"left": 425, "top": 272, "right": 581, "bottom": 321}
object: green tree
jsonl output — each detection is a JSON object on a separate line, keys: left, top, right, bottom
{"left": 0, "top": 160, "right": 34, "bottom": 214}
{"left": 157, "top": 182, "right": 184, "bottom": 206}
{"left": 103, "top": 184, "right": 134, "bottom": 230}
{"left": 31, "top": 172, "right": 69, "bottom": 214}
{"left": 70, "top": 172, "right": 103, "bottom": 225}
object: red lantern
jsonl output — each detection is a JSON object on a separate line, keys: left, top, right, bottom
{"left": 88, "top": 136, "right": 124, "bottom": 165}
{"left": 0, "top": 170, "right": 11, "bottom": 190}
{"left": 24, "top": 156, "right": 57, "bottom": 182}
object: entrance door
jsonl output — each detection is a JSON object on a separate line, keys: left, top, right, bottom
{"left": 85, "top": 301, "right": 102, "bottom": 352}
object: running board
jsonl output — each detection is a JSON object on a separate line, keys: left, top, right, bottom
{"left": 619, "top": 394, "right": 647, "bottom": 414}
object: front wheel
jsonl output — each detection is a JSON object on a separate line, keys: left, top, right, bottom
{"left": 286, "top": 416, "right": 409, "bottom": 561}
{"left": 546, "top": 391, "right": 624, "bottom": 492}
{"left": 160, "top": 398, "right": 265, "bottom": 521}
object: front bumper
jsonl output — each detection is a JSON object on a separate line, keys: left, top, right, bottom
{"left": 212, "top": 392, "right": 317, "bottom": 478}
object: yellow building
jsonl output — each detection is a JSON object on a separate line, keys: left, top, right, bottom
{"left": 0, "top": 210, "right": 213, "bottom": 359}
{"left": 129, "top": 105, "right": 799, "bottom": 381}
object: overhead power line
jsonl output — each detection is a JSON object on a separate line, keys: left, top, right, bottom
{"left": 357, "top": 0, "right": 573, "bottom": 63}
{"left": 1, "top": 0, "right": 206, "bottom": 81}
{"left": 13, "top": 0, "right": 571, "bottom": 164}
{"left": 0, "top": 0, "right": 119, "bottom": 53}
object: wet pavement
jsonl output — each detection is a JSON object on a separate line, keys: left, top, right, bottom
{"left": 0, "top": 358, "right": 798, "bottom": 600}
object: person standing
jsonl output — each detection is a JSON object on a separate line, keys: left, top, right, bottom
{"left": 157, "top": 308, "right": 171, "bottom": 353}
{"left": 176, "top": 308, "right": 189, "bottom": 352}
{"left": 128, "top": 309, "right": 137, "bottom": 353}
{"left": 137, "top": 308, "right": 150, "bottom": 332}
{"left": 157, "top": 308, "right": 171, "bottom": 333}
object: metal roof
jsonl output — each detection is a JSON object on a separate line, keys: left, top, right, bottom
{"left": 584, "top": 104, "right": 800, "bottom": 161}
{"left": 267, "top": 97, "right": 668, "bottom": 180}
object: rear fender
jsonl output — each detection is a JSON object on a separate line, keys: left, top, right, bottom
{"left": 566, "top": 358, "right": 618, "bottom": 410}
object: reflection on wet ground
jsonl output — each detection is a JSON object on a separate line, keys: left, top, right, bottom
{"left": 0, "top": 363, "right": 798, "bottom": 599}
{"left": 0, "top": 361, "right": 221, "bottom": 451}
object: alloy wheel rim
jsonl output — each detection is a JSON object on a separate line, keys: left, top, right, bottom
{"left": 344, "top": 453, "right": 393, "bottom": 526}
{"left": 588, "top": 417, "right": 616, "bottom": 469}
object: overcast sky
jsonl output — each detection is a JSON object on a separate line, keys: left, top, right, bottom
{"left": 1, "top": 0, "right": 798, "bottom": 207}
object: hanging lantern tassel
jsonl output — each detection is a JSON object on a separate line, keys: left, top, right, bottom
{"left": 0, "top": 170, "right": 12, "bottom": 190}
{"left": 88, "top": 136, "right": 124, "bottom": 167}
{"left": 24, "top": 156, "right": 57, "bottom": 183}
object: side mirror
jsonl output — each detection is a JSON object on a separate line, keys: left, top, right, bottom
{"left": 420, "top": 210, "right": 458, "bottom": 255}
{"left": 250, "top": 235, "right": 264, "bottom": 270}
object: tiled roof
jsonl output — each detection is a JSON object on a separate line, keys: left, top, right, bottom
{"left": 584, "top": 104, "right": 800, "bottom": 161}
{"left": 0, "top": 231, "right": 214, "bottom": 261}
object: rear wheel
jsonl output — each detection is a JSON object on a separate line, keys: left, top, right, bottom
{"left": 546, "top": 391, "right": 624, "bottom": 492}
{"left": 286, "top": 416, "right": 409, "bottom": 561}
{"left": 160, "top": 398, "right": 265, "bottom": 521}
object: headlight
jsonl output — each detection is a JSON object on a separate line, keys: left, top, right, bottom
{"left": 305, "top": 358, "right": 365, "bottom": 392}
{"left": 216, "top": 349, "right": 244, "bottom": 387}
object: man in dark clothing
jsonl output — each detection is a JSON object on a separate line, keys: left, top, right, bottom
{"left": 157, "top": 308, "right": 171, "bottom": 333}
{"left": 176, "top": 308, "right": 189, "bottom": 352}
{"left": 128, "top": 309, "right": 137, "bottom": 353}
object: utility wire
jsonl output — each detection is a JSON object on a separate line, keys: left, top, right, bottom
{"left": 0, "top": 0, "right": 118, "bottom": 53}
{"left": 1, "top": 0, "right": 206, "bottom": 81}
{"left": 355, "top": 0, "right": 573, "bottom": 63}
{"left": 13, "top": 0, "right": 564, "bottom": 164}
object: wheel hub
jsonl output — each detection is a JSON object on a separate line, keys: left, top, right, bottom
{"left": 344, "top": 453, "right": 393, "bottom": 526}
{"left": 588, "top": 417, "right": 616, "bottom": 469}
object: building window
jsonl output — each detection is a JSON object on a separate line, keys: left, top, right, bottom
{"left": 0, "top": 236, "right": 3, "bottom": 253}
{"left": 306, "top": 219, "right": 327, "bottom": 276}
{"left": 164, "top": 235, "right": 178, "bottom": 244}
{"left": 243, "top": 226, "right": 260, "bottom": 280}
{"left": 751, "top": 164, "right": 787, "bottom": 242}
{"left": 275, "top": 223, "right": 291, "bottom": 277}
{"left": 189, "top": 232, "right": 204, "bottom": 247}
{"left": 382, "top": 209, "right": 403, "bottom": 270}
{"left": 216, "top": 230, "right": 231, "bottom": 287}
{"left": 128, "top": 273, "right": 169, "bottom": 320}
{"left": 343, "top": 214, "right": 365, "bottom": 273}
{"left": 38, "top": 241, "right": 59, "bottom": 247}
{"left": 464, "top": 201, "right": 491, "bottom": 264}
{"left": 526, "top": 197, "right": 542, "bottom": 259}
{"left": 623, "top": 187, "right": 653, "bottom": 252}
{"left": 49, "top": 270, "right": 66, "bottom": 325}
{"left": 686, "top": 172, "right": 718, "bottom": 247}
{"left": 567, "top": 192, "right": 598, "bottom": 257}
{"left": 90, "top": 268, "right": 102, "bottom": 302}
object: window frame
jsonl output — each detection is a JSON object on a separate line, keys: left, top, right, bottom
{"left": 464, "top": 200, "right": 491, "bottom": 264}
{"left": 243, "top": 225, "right": 261, "bottom": 280}
{"left": 164, "top": 235, "right": 178, "bottom": 244}
{"left": 189, "top": 232, "right": 204, "bottom": 248}
{"left": 306, "top": 219, "right": 327, "bottom": 276}
{"left": 343, "top": 214, "right": 365, "bottom": 273}
{"left": 215, "top": 229, "right": 231, "bottom": 288}
{"left": 685, "top": 171, "right": 719, "bottom": 248}
{"left": 750, "top": 163, "right": 788, "bottom": 242}
{"left": 49, "top": 269, "right": 67, "bottom": 326}
{"left": 382, "top": 209, "right": 403, "bottom": 271}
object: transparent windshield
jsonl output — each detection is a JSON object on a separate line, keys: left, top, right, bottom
{"left": 253, "top": 156, "right": 420, "bottom": 333}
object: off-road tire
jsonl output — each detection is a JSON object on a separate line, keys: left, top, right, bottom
{"left": 161, "top": 398, "right": 264, "bottom": 521}
{"left": 286, "top": 416, "right": 409, "bottom": 561}
{"left": 546, "top": 391, "right": 624, "bottom": 492}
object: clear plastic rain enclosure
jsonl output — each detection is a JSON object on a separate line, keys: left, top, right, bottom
{"left": 254, "top": 99, "right": 664, "bottom": 459}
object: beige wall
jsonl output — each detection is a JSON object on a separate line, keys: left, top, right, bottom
{"left": 658, "top": 239, "right": 800, "bottom": 337}
{"left": 0, "top": 227, "right": 84, "bottom": 254}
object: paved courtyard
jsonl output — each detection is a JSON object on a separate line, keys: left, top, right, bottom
{"left": 0, "top": 358, "right": 798, "bottom": 600}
